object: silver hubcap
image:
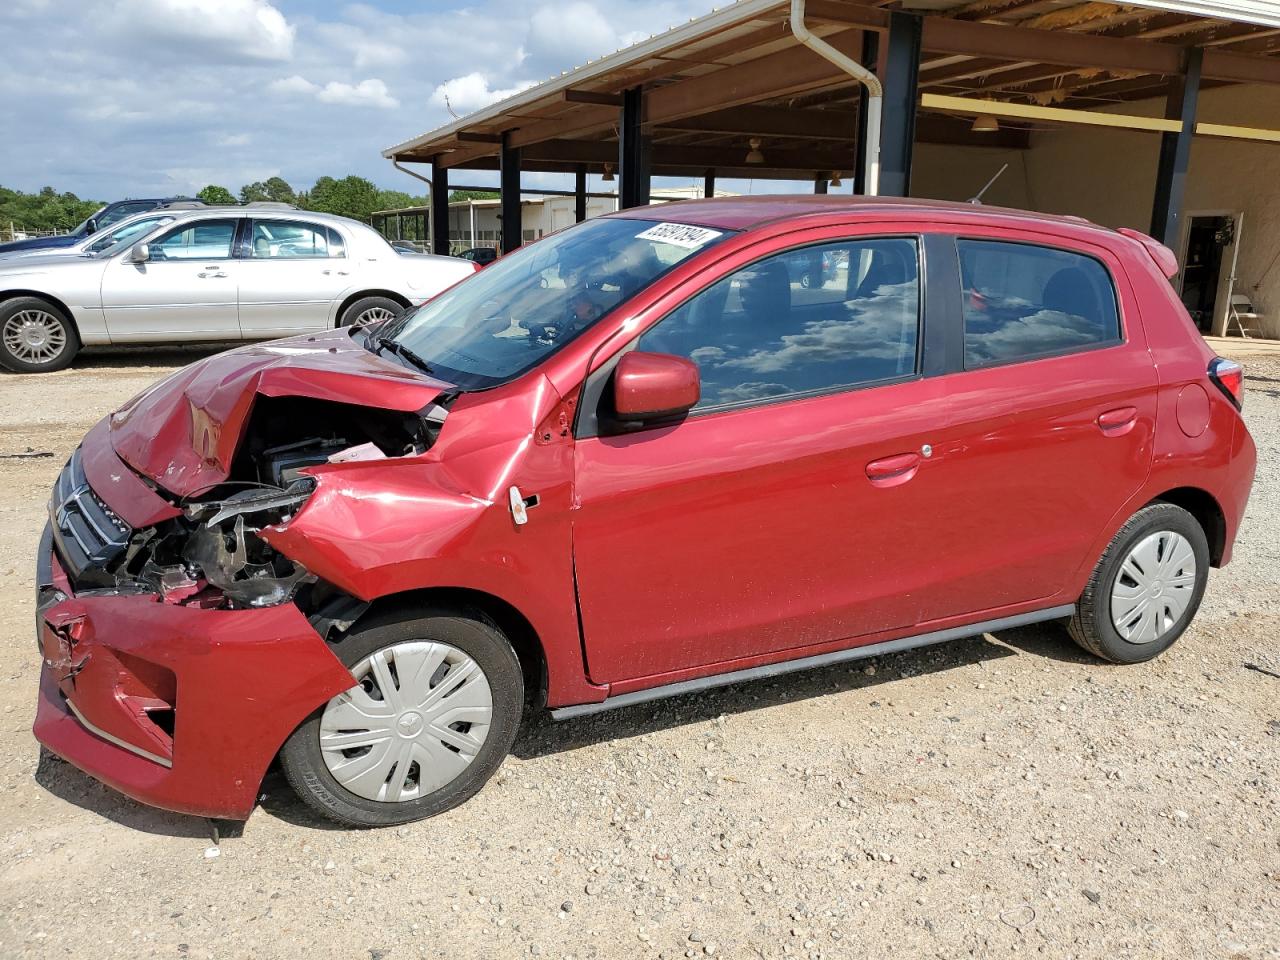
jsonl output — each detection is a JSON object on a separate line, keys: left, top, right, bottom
{"left": 353, "top": 306, "right": 396, "bottom": 328}
{"left": 3, "top": 309, "right": 66, "bottom": 364}
{"left": 1110, "top": 531, "right": 1197, "bottom": 644}
{"left": 319, "top": 641, "right": 493, "bottom": 803}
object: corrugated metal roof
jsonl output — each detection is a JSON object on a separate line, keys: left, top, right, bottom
{"left": 1109, "top": 1, "right": 1280, "bottom": 28}
{"left": 382, "top": 0, "right": 1280, "bottom": 162}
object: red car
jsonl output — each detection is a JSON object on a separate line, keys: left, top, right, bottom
{"left": 34, "top": 197, "right": 1255, "bottom": 827}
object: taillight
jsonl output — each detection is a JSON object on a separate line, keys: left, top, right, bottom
{"left": 1209, "top": 357, "right": 1244, "bottom": 410}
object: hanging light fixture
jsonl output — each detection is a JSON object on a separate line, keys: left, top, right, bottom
{"left": 601, "top": 162, "right": 615, "bottom": 182}
{"left": 971, "top": 114, "right": 1000, "bottom": 133}
{"left": 829, "top": 171, "right": 843, "bottom": 188}
{"left": 745, "top": 138, "right": 765, "bottom": 164}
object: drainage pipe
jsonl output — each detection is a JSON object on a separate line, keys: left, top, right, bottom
{"left": 789, "top": 0, "right": 882, "bottom": 195}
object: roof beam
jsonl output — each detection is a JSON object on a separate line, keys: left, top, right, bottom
{"left": 655, "top": 104, "right": 859, "bottom": 140}
{"left": 563, "top": 89, "right": 623, "bottom": 106}
{"left": 1203, "top": 47, "right": 1280, "bottom": 84}
{"left": 646, "top": 29, "right": 870, "bottom": 125}
{"left": 921, "top": 92, "right": 1182, "bottom": 131}
{"left": 920, "top": 16, "right": 1182, "bottom": 73}
{"left": 526, "top": 137, "right": 859, "bottom": 172}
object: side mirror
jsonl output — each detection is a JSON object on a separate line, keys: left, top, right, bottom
{"left": 127, "top": 242, "right": 151, "bottom": 263}
{"left": 613, "top": 351, "right": 700, "bottom": 421}
{"left": 85, "top": 218, "right": 98, "bottom": 235}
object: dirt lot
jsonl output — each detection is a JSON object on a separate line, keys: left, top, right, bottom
{"left": 0, "top": 345, "right": 1276, "bottom": 960}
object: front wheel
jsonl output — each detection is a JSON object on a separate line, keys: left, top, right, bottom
{"left": 279, "top": 608, "right": 524, "bottom": 827}
{"left": 1068, "top": 503, "right": 1209, "bottom": 664}
{"left": 0, "top": 297, "right": 80, "bottom": 373}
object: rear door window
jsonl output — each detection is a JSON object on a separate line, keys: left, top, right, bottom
{"left": 956, "top": 239, "right": 1120, "bottom": 368}
{"left": 248, "top": 219, "right": 340, "bottom": 259}
{"left": 638, "top": 237, "right": 920, "bottom": 411}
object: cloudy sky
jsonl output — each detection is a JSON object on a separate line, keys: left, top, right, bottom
{"left": 1, "top": 0, "right": 739, "bottom": 202}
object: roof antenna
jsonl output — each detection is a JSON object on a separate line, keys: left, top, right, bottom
{"left": 967, "top": 163, "right": 1009, "bottom": 205}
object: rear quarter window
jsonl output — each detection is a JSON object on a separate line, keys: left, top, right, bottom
{"left": 957, "top": 239, "right": 1121, "bottom": 368}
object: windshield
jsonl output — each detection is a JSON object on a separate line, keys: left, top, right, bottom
{"left": 86, "top": 215, "right": 175, "bottom": 256}
{"left": 376, "top": 216, "right": 731, "bottom": 389}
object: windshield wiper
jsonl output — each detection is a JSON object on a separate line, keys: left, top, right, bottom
{"left": 373, "top": 335, "right": 435, "bottom": 375}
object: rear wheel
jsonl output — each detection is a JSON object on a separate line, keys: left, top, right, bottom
{"left": 280, "top": 608, "right": 524, "bottom": 827}
{"left": 339, "top": 295, "right": 402, "bottom": 330}
{"left": 1068, "top": 503, "right": 1209, "bottom": 663}
{"left": 0, "top": 297, "right": 79, "bottom": 373}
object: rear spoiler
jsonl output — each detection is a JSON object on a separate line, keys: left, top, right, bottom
{"left": 1117, "top": 227, "right": 1179, "bottom": 279}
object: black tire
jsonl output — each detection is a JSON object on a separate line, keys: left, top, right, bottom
{"left": 279, "top": 607, "right": 524, "bottom": 827}
{"left": 0, "top": 296, "right": 80, "bottom": 373}
{"left": 338, "top": 295, "right": 403, "bottom": 330}
{"left": 1068, "top": 503, "right": 1209, "bottom": 664}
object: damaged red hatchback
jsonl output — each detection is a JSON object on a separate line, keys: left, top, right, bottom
{"left": 35, "top": 197, "right": 1256, "bottom": 826}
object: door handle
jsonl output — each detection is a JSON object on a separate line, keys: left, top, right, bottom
{"left": 197, "top": 267, "right": 228, "bottom": 278}
{"left": 865, "top": 452, "right": 922, "bottom": 488}
{"left": 1097, "top": 406, "right": 1138, "bottom": 436}
{"left": 322, "top": 269, "right": 349, "bottom": 276}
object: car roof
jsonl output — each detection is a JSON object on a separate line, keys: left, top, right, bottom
{"left": 133, "top": 207, "right": 369, "bottom": 228}
{"left": 605, "top": 195, "right": 1111, "bottom": 239}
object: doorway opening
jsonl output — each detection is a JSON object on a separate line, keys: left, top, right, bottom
{"left": 1179, "top": 214, "right": 1239, "bottom": 333}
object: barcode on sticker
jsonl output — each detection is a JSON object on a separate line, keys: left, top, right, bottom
{"left": 634, "top": 222, "right": 723, "bottom": 249}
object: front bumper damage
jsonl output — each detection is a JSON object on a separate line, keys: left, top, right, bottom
{"left": 35, "top": 528, "right": 355, "bottom": 819}
{"left": 32, "top": 420, "right": 357, "bottom": 819}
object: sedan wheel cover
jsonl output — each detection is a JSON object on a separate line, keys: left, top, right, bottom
{"left": 353, "top": 306, "right": 396, "bottom": 328}
{"left": 3, "top": 310, "right": 66, "bottom": 364}
{"left": 319, "top": 641, "right": 494, "bottom": 803}
{"left": 1110, "top": 531, "right": 1197, "bottom": 644}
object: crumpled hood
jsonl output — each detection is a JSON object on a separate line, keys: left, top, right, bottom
{"left": 109, "top": 329, "right": 453, "bottom": 497}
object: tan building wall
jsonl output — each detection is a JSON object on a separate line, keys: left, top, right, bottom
{"left": 912, "top": 83, "right": 1280, "bottom": 336}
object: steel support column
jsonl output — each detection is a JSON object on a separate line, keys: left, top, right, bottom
{"left": 879, "top": 13, "right": 922, "bottom": 198}
{"left": 430, "top": 159, "right": 450, "bottom": 255}
{"left": 619, "top": 86, "right": 651, "bottom": 209}
{"left": 1151, "top": 47, "right": 1203, "bottom": 248}
{"left": 575, "top": 165, "right": 588, "bottom": 223}
{"left": 500, "top": 132, "right": 522, "bottom": 253}
{"left": 854, "top": 30, "right": 879, "bottom": 196}
{"left": 703, "top": 170, "right": 716, "bottom": 198}
{"left": 814, "top": 176, "right": 829, "bottom": 195}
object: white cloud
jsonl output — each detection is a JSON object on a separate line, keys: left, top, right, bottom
{"left": 217, "top": 133, "right": 251, "bottom": 147}
{"left": 314, "top": 22, "right": 407, "bottom": 70}
{"left": 317, "top": 78, "right": 398, "bottom": 109}
{"left": 117, "top": 0, "right": 295, "bottom": 61}
{"left": 525, "top": 2, "right": 621, "bottom": 71}
{"left": 430, "top": 73, "right": 535, "bottom": 114}
{"left": 269, "top": 74, "right": 319, "bottom": 96}
{"left": 270, "top": 74, "right": 396, "bottom": 109}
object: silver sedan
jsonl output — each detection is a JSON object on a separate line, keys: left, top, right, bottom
{"left": 0, "top": 209, "right": 477, "bottom": 372}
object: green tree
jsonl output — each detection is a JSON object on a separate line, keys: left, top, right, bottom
{"left": 263, "top": 176, "right": 296, "bottom": 205}
{"left": 197, "top": 184, "right": 236, "bottom": 205}
{"left": 449, "top": 190, "right": 499, "bottom": 202}
{"left": 374, "top": 189, "right": 421, "bottom": 211}
{"left": 239, "top": 181, "right": 270, "bottom": 203}
{"left": 0, "top": 184, "right": 100, "bottom": 236}
{"left": 303, "top": 175, "right": 382, "bottom": 221}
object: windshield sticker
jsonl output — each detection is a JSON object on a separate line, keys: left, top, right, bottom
{"left": 634, "top": 222, "right": 723, "bottom": 249}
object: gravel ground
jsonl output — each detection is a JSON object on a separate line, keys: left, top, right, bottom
{"left": 0, "top": 346, "right": 1276, "bottom": 960}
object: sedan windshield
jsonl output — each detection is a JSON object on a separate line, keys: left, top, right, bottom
{"left": 86, "top": 215, "right": 175, "bottom": 256}
{"left": 374, "top": 216, "right": 732, "bottom": 389}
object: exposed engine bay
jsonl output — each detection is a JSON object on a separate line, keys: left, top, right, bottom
{"left": 62, "top": 396, "right": 448, "bottom": 610}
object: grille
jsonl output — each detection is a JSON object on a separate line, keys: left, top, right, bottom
{"left": 49, "top": 448, "right": 132, "bottom": 585}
